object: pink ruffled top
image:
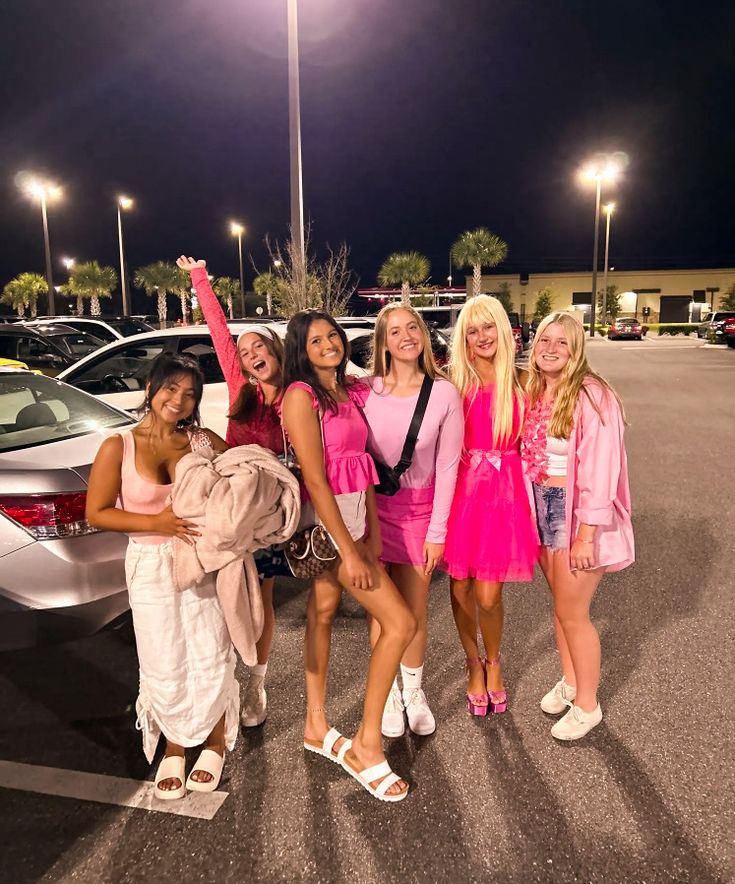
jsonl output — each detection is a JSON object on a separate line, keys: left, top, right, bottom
{"left": 286, "top": 380, "right": 378, "bottom": 495}
{"left": 520, "top": 396, "right": 553, "bottom": 483}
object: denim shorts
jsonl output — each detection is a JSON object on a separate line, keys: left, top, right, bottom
{"left": 532, "top": 484, "right": 568, "bottom": 550}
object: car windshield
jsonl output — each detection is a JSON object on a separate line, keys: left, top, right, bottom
{"left": 0, "top": 371, "right": 132, "bottom": 453}
{"left": 48, "top": 332, "right": 105, "bottom": 358}
{"left": 108, "top": 319, "right": 154, "bottom": 336}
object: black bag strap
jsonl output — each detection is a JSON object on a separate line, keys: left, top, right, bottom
{"left": 393, "top": 374, "right": 434, "bottom": 476}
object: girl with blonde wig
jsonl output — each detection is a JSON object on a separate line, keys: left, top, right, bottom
{"left": 522, "top": 312, "right": 634, "bottom": 741}
{"left": 443, "top": 296, "right": 538, "bottom": 717}
{"left": 361, "top": 303, "right": 463, "bottom": 737}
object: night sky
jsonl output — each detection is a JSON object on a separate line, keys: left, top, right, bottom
{"left": 1, "top": 0, "right": 734, "bottom": 313}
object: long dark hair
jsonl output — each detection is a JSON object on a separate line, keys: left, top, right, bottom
{"left": 140, "top": 352, "right": 204, "bottom": 428}
{"left": 228, "top": 329, "right": 285, "bottom": 423}
{"left": 283, "top": 310, "right": 350, "bottom": 414}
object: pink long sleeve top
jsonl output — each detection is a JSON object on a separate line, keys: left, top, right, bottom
{"left": 362, "top": 377, "right": 464, "bottom": 544}
{"left": 189, "top": 267, "right": 283, "bottom": 454}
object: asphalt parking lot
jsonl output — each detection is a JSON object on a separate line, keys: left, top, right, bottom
{"left": 0, "top": 336, "right": 733, "bottom": 883}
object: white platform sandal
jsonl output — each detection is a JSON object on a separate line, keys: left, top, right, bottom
{"left": 303, "top": 727, "right": 352, "bottom": 765}
{"left": 154, "top": 755, "right": 186, "bottom": 801}
{"left": 341, "top": 756, "right": 409, "bottom": 803}
{"left": 185, "top": 749, "right": 225, "bottom": 793}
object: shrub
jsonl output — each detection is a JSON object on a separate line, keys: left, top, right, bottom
{"left": 648, "top": 323, "right": 698, "bottom": 336}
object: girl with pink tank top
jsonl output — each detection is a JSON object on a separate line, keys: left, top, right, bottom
{"left": 177, "top": 255, "right": 287, "bottom": 732}
{"left": 86, "top": 353, "right": 236, "bottom": 801}
{"left": 281, "top": 310, "right": 415, "bottom": 803}
{"left": 360, "top": 303, "right": 464, "bottom": 740}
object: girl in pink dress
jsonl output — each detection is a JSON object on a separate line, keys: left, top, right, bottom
{"left": 281, "top": 310, "right": 416, "bottom": 803}
{"left": 443, "top": 296, "right": 538, "bottom": 716}
{"left": 522, "top": 312, "right": 633, "bottom": 741}
{"left": 361, "top": 304, "right": 463, "bottom": 738}
{"left": 177, "top": 256, "right": 285, "bottom": 729}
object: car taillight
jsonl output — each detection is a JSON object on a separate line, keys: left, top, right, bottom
{"left": 723, "top": 318, "right": 735, "bottom": 331}
{"left": 0, "top": 492, "right": 98, "bottom": 539}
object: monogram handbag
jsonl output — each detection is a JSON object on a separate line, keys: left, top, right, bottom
{"left": 373, "top": 374, "right": 434, "bottom": 496}
{"left": 281, "top": 412, "right": 338, "bottom": 579}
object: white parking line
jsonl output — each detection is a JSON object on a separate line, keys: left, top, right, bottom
{"left": 0, "top": 760, "right": 228, "bottom": 819}
{"left": 621, "top": 344, "right": 698, "bottom": 350}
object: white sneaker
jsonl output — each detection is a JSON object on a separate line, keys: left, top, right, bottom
{"left": 403, "top": 688, "right": 436, "bottom": 736}
{"left": 540, "top": 677, "right": 577, "bottom": 714}
{"left": 551, "top": 703, "right": 602, "bottom": 741}
{"left": 381, "top": 686, "right": 405, "bottom": 738}
{"left": 241, "top": 676, "right": 267, "bottom": 727}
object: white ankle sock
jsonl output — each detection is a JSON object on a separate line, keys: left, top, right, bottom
{"left": 251, "top": 663, "right": 268, "bottom": 678}
{"left": 400, "top": 663, "right": 424, "bottom": 693}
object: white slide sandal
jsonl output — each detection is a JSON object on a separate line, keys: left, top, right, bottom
{"left": 341, "top": 757, "right": 409, "bottom": 803}
{"left": 154, "top": 755, "right": 186, "bottom": 801}
{"left": 303, "top": 727, "right": 352, "bottom": 765}
{"left": 185, "top": 749, "right": 225, "bottom": 793}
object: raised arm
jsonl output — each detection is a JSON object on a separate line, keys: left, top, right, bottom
{"left": 176, "top": 256, "right": 243, "bottom": 404}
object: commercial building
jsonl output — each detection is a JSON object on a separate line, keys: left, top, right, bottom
{"left": 478, "top": 267, "right": 735, "bottom": 324}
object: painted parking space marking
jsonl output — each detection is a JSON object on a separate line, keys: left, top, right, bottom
{"left": 0, "top": 760, "right": 228, "bottom": 819}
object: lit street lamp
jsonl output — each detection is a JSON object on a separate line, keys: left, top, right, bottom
{"left": 601, "top": 203, "right": 615, "bottom": 325}
{"left": 580, "top": 159, "right": 620, "bottom": 336}
{"left": 230, "top": 222, "right": 246, "bottom": 317}
{"left": 62, "top": 256, "right": 75, "bottom": 270}
{"left": 117, "top": 196, "right": 134, "bottom": 316}
{"left": 21, "top": 177, "right": 63, "bottom": 315}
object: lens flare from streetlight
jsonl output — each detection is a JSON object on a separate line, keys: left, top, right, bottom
{"left": 62, "top": 257, "right": 75, "bottom": 269}
{"left": 230, "top": 222, "right": 245, "bottom": 237}
{"left": 604, "top": 202, "right": 616, "bottom": 214}
{"left": 119, "top": 195, "right": 133, "bottom": 210}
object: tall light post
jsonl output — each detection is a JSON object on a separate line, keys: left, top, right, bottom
{"left": 22, "top": 178, "right": 63, "bottom": 315}
{"left": 580, "top": 159, "right": 620, "bottom": 336}
{"left": 601, "top": 203, "right": 615, "bottom": 326}
{"left": 117, "top": 196, "right": 133, "bottom": 316}
{"left": 230, "top": 222, "right": 246, "bottom": 317}
{"left": 287, "top": 0, "right": 305, "bottom": 264}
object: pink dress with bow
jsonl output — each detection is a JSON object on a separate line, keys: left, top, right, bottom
{"left": 443, "top": 382, "right": 538, "bottom": 582}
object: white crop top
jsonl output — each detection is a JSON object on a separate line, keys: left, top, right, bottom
{"left": 545, "top": 435, "right": 569, "bottom": 477}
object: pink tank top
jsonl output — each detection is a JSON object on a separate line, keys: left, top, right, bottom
{"left": 118, "top": 427, "right": 209, "bottom": 545}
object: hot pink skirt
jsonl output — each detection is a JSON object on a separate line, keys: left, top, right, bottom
{"left": 442, "top": 450, "right": 538, "bottom": 582}
{"left": 376, "top": 486, "right": 435, "bottom": 566}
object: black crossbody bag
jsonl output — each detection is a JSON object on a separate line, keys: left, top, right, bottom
{"left": 373, "top": 374, "right": 434, "bottom": 497}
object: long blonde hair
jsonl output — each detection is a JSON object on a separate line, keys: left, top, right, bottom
{"left": 527, "top": 312, "right": 625, "bottom": 438}
{"left": 450, "top": 295, "right": 524, "bottom": 446}
{"left": 370, "top": 302, "right": 444, "bottom": 379}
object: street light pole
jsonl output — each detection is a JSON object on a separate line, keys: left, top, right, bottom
{"left": 117, "top": 197, "right": 133, "bottom": 316}
{"left": 40, "top": 194, "right": 55, "bottom": 315}
{"left": 601, "top": 203, "right": 614, "bottom": 326}
{"left": 287, "top": 0, "right": 305, "bottom": 264}
{"left": 589, "top": 177, "right": 602, "bottom": 337}
{"left": 231, "top": 223, "right": 246, "bottom": 317}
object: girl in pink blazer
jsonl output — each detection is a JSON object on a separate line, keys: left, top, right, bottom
{"left": 522, "top": 312, "right": 634, "bottom": 740}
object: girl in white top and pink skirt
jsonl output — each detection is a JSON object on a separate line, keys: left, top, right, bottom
{"left": 361, "top": 303, "right": 464, "bottom": 737}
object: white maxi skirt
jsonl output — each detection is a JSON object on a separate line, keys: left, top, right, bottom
{"left": 125, "top": 540, "right": 240, "bottom": 763}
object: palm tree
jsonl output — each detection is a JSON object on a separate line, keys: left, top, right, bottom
{"left": 377, "top": 251, "right": 430, "bottom": 304}
{"left": 172, "top": 266, "right": 193, "bottom": 325}
{"left": 134, "top": 261, "right": 179, "bottom": 326}
{"left": 451, "top": 228, "right": 508, "bottom": 297}
{"left": 254, "top": 271, "right": 287, "bottom": 315}
{"left": 1, "top": 273, "right": 47, "bottom": 317}
{"left": 67, "top": 261, "right": 117, "bottom": 316}
{"left": 213, "top": 276, "right": 240, "bottom": 320}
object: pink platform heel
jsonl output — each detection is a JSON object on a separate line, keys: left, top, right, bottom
{"left": 485, "top": 655, "right": 508, "bottom": 714}
{"left": 465, "top": 657, "right": 489, "bottom": 716}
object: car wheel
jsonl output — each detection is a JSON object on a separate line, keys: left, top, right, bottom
{"left": 727, "top": 339, "right": 735, "bottom": 349}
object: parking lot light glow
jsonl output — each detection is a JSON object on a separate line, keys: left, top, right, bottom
{"left": 118, "top": 195, "right": 133, "bottom": 210}
{"left": 62, "top": 257, "right": 75, "bottom": 269}
{"left": 19, "top": 173, "right": 64, "bottom": 313}
{"left": 230, "top": 222, "right": 244, "bottom": 237}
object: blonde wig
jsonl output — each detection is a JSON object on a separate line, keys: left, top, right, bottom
{"left": 449, "top": 295, "right": 525, "bottom": 446}
{"left": 370, "top": 302, "right": 444, "bottom": 379}
{"left": 527, "top": 311, "right": 625, "bottom": 438}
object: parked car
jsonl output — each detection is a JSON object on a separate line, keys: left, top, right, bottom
{"left": 28, "top": 316, "right": 154, "bottom": 342}
{"left": 0, "top": 325, "right": 76, "bottom": 376}
{"left": 697, "top": 311, "right": 735, "bottom": 343}
{"left": 722, "top": 316, "right": 735, "bottom": 348}
{"left": 608, "top": 318, "right": 643, "bottom": 340}
{"left": 0, "top": 366, "right": 133, "bottom": 650}
{"left": 345, "top": 325, "right": 450, "bottom": 371}
{"left": 21, "top": 323, "right": 105, "bottom": 361}
{"left": 58, "top": 324, "right": 369, "bottom": 437}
